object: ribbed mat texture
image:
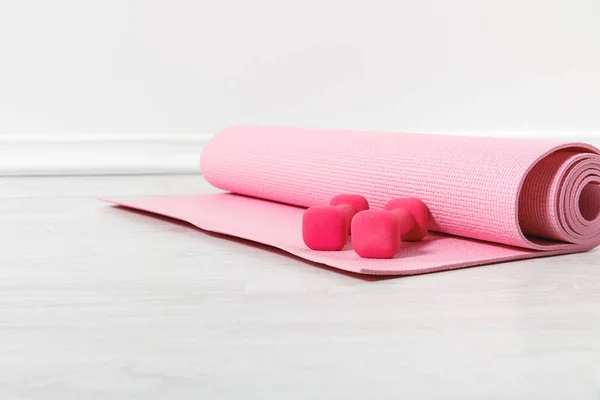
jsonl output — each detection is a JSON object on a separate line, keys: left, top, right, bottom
{"left": 102, "top": 126, "right": 600, "bottom": 275}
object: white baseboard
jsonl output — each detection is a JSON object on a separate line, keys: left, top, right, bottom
{"left": 0, "top": 132, "right": 597, "bottom": 176}
{"left": 0, "top": 133, "right": 212, "bottom": 176}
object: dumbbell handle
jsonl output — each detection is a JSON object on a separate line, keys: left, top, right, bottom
{"left": 384, "top": 198, "right": 429, "bottom": 241}
{"left": 330, "top": 194, "right": 370, "bottom": 234}
{"left": 389, "top": 209, "right": 416, "bottom": 240}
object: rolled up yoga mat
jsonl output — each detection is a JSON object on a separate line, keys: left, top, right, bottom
{"left": 101, "top": 126, "right": 600, "bottom": 275}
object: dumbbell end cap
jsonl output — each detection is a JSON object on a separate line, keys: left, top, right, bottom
{"left": 302, "top": 206, "right": 348, "bottom": 250}
{"left": 351, "top": 210, "right": 401, "bottom": 258}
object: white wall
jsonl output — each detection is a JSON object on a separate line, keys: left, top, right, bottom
{"left": 0, "top": 0, "right": 599, "bottom": 137}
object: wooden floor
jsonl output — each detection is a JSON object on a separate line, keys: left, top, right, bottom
{"left": 1, "top": 175, "right": 599, "bottom": 399}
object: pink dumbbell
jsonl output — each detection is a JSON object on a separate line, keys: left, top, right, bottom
{"left": 351, "top": 198, "right": 429, "bottom": 258}
{"left": 302, "top": 194, "right": 369, "bottom": 251}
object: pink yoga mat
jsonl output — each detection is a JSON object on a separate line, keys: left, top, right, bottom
{"left": 102, "top": 126, "right": 600, "bottom": 275}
